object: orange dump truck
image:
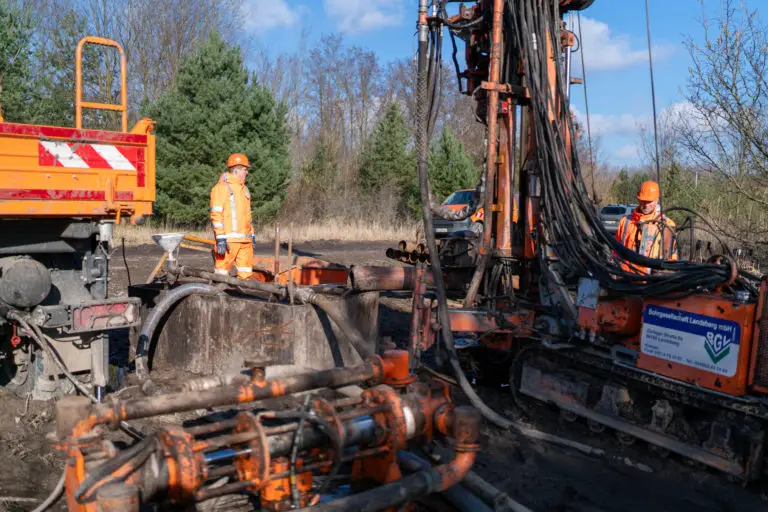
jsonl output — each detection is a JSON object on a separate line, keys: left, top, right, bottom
{"left": 0, "top": 37, "right": 154, "bottom": 399}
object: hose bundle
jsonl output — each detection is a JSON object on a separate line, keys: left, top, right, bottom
{"left": 502, "top": 0, "right": 755, "bottom": 297}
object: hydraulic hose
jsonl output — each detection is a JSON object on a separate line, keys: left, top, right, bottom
{"left": 300, "top": 451, "right": 477, "bottom": 512}
{"left": 415, "top": 0, "right": 513, "bottom": 429}
{"left": 397, "top": 451, "right": 493, "bottom": 512}
{"left": 135, "top": 283, "right": 217, "bottom": 395}
{"left": 293, "top": 288, "right": 375, "bottom": 359}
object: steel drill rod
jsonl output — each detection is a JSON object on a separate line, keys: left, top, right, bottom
{"left": 93, "top": 364, "right": 379, "bottom": 423}
{"left": 347, "top": 266, "right": 469, "bottom": 291}
{"left": 201, "top": 416, "right": 379, "bottom": 464}
{"left": 187, "top": 419, "right": 239, "bottom": 437}
{"left": 196, "top": 480, "right": 252, "bottom": 502}
{"left": 177, "top": 266, "right": 286, "bottom": 298}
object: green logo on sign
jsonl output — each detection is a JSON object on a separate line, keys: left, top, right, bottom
{"left": 705, "top": 331, "right": 731, "bottom": 364}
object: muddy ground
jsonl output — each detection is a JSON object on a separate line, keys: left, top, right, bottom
{"left": 1, "top": 240, "right": 767, "bottom": 511}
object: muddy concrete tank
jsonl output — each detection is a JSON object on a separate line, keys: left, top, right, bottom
{"left": 129, "top": 285, "right": 379, "bottom": 376}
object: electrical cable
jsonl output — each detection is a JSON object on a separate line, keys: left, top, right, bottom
{"left": 644, "top": 0, "right": 663, "bottom": 209}
{"left": 576, "top": 12, "right": 597, "bottom": 202}
{"left": 290, "top": 394, "right": 313, "bottom": 506}
{"left": 31, "top": 472, "right": 65, "bottom": 512}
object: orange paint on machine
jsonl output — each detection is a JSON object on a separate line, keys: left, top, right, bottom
{"left": 0, "top": 37, "right": 155, "bottom": 224}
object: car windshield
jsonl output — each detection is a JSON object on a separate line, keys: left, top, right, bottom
{"left": 443, "top": 191, "right": 474, "bottom": 205}
{"left": 600, "top": 206, "right": 627, "bottom": 216}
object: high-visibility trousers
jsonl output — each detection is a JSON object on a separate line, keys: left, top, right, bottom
{"left": 214, "top": 241, "right": 253, "bottom": 280}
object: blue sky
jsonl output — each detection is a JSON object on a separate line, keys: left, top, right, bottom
{"left": 240, "top": 0, "right": 761, "bottom": 167}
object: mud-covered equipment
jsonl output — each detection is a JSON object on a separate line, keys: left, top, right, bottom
{"left": 402, "top": 0, "right": 768, "bottom": 486}
{"left": 0, "top": 37, "right": 153, "bottom": 399}
{"left": 56, "top": 351, "right": 489, "bottom": 512}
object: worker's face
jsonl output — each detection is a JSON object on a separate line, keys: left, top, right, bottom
{"left": 639, "top": 200, "right": 657, "bottom": 215}
{"left": 231, "top": 165, "right": 249, "bottom": 181}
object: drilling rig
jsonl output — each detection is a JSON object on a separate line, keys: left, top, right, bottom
{"left": 406, "top": 0, "right": 768, "bottom": 484}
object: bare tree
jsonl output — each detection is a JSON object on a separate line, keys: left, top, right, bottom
{"left": 676, "top": 0, "right": 768, "bottom": 248}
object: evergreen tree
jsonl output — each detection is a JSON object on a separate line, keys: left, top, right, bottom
{"left": 407, "top": 126, "right": 479, "bottom": 217}
{"left": 359, "top": 102, "right": 413, "bottom": 194}
{"left": 428, "top": 126, "right": 478, "bottom": 200}
{"left": 143, "top": 32, "right": 289, "bottom": 224}
{"left": 0, "top": 1, "right": 34, "bottom": 122}
{"left": 29, "top": 10, "right": 99, "bottom": 127}
{"left": 612, "top": 169, "right": 650, "bottom": 204}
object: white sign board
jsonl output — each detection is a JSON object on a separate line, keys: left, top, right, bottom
{"left": 641, "top": 305, "right": 741, "bottom": 377}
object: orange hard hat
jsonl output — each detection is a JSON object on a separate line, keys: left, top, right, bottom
{"left": 227, "top": 153, "right": 250, "bottom": 168}
{"left": 637, "top": 180, "right": 660, "bottom": 202}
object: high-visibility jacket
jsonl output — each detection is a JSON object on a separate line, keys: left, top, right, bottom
{"left": 210, "top": 172, "right": 254, "bottom": 243}
{"left": 615, "top": 208, "right": 678, "bottom": 274}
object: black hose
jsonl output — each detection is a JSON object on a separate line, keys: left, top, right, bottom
{"left": 135, "top": 283, "right": 217, "bottom": 395}
{"left": 397, "top": 452, "right": 493, "bottom": 512}
{"left": 294, "top": 289, "right": 375, "bottom": 359}
{"left": 415, "top": 3, "right": 513, "bottom": 430}
{"left": 74, "top": 433, "right": 158, "bottom": 503}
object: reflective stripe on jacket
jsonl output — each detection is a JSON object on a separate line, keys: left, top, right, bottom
{"left": 615, "top": 208, "right": 678, "bottom": 274}
{"left": 210, "top": 172, "right": 254, "bottom": 242}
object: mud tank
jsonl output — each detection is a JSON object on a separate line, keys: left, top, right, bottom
{"left": 128, "top": 234, "right": 380, "bottom": 394}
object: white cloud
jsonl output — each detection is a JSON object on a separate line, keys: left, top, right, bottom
{"left": 242, "top": 0, "right": 298, "bottom": 32}
{"left": 573, "top": 108, "right": 646, "bottom": 137}
{"left": 324, "top": 0, "right": 404, "bottom": 34}
{"left": 578, "top": 17, "right": 675, "bottom": 71}
{"left": 615, "top": 144, "right": 640, "bottom": 159}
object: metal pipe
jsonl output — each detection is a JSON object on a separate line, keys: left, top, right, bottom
{"left": 466, "top": 0, "right": 505, "bottom": 307}
{"left": 300, "top": 451, "right": 477, "bottom": 512}
{"left": 274, "top": 222, "right": 281, "bottom": 281}
{"left": 461, "top": 470, "right": 534, "bottom": 512}
{"left": 296, "top": 406, "right": 480, "bottom": 512}
{"left": 347, "top": 265, "right": 468, "bottom": 292}
{"left": 91, "top": 361, "right": 383, "bottom": 424}
{"left": 177, "top": 266, "right": 286, "bottom": 299}
{"left": 201, "top": 416, "right": 380, "bottom": 466}
{"left": 397, "top": 452, "right": 492, "bottom": 512}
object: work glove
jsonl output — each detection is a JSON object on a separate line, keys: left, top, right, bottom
{"left": 215, "top": 239, "right": 228, "bottom": 256}
{"left": 251, "top": 233, "right": 257, "bottom": 249}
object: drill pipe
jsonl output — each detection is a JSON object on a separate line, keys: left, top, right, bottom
{"left": 64, "top": 357, "right": 394, "bottom": 432}
{"left": 177, "top": 266, "right": 287, "bottom": 299}
{"left": 297, "top": 406, "right": 480, "bottom": 512}
{"left": 347, "top": 265, "right": 468, "bottom": 292}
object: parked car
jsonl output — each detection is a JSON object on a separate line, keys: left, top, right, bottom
{"left": 433, "top": 189, "right": 485, "bottom": 237}
{"left": 433, "top": 189, "right": 520, "bottom": 238}
{"left": 599, "top": 203, "right": 637, "bottom": 234}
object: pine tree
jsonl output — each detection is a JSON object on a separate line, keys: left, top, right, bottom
{"left": 359, "top": 103, "right": 413, "bottom": 194}
{"left": 428, "top": 126, "right": 478, "bottom": 200}
{"left": 0, "top": 1, "right": 34, "bottom": 122}
{"left": 407, "top": 126, "right": 479, "bottom": 217}
{"left": 143, "top": 32, "right": 289, "bottom": 224}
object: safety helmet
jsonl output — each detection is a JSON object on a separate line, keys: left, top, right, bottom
{"left": 227, "top": 153, "right": 251, "bottom": 168}
{"left": 637, "top": 180, "right": 660, "bottom": 202}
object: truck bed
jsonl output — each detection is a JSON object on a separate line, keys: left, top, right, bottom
{"left": 0, "top": 121, "right": 155, "bottom": 221}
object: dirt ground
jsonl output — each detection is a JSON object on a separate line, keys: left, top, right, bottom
{"left": 3, "top": 240, "right": 767, "bottom": 511}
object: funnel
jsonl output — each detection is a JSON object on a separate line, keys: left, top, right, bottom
{"left": 151, "top": 233, "right": 185, "bottom": 261}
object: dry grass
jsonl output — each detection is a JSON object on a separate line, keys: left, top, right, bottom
{"left": 114, "top": 218, "right": 419, "bottom": 246}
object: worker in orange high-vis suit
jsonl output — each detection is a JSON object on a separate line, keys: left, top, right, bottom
{"left": 615, "top": 180, "right": 678, "bottom": 275}
{"left": 210, "top": 153, "right": 256, "bottom": 279}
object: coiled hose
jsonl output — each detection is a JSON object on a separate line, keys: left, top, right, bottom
{"left": 135, "top": 283, "right": 217, "bottom": 395}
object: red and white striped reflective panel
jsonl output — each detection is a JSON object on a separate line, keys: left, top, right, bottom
{"left": 38, "top": 141, "right": 144, "bottom": 171}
